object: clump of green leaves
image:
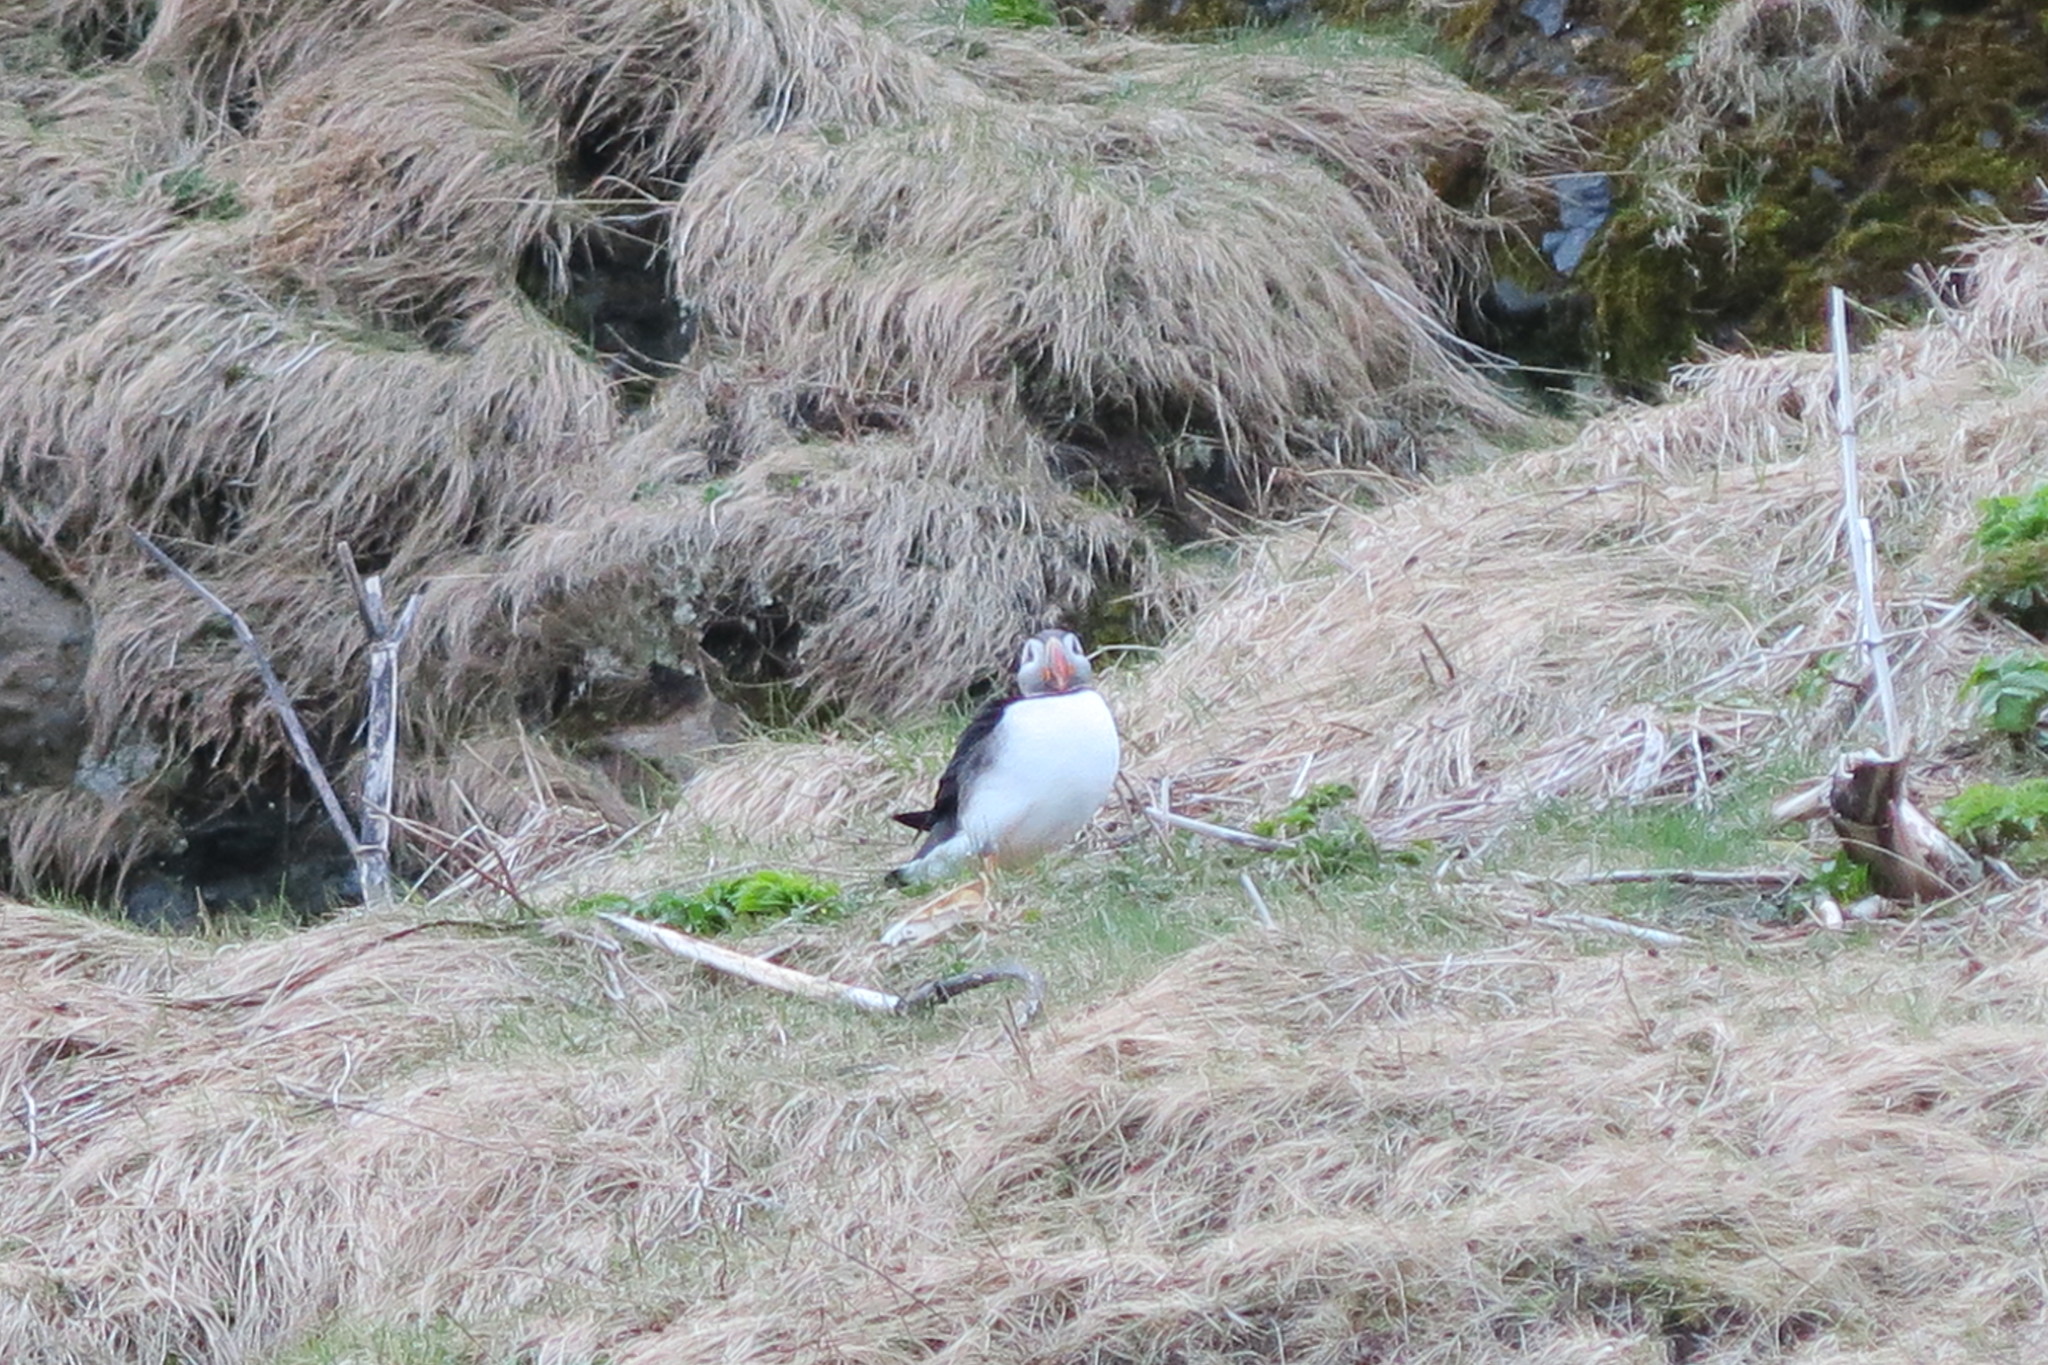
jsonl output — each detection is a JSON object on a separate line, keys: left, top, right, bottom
{"left": 1963, "top": 655, "right": 2048, "bottom": 740}
{"left": 571, "top": 870, "right": 842, "bottom": 936}
{"left": 1967, "top": 486, "right": 2048, "bottom": 634}
{"left": 1941, "top": 779, "right": 2048, "bottom": 870}
{"left": 1252, "top": 782, "right": 1359, "bottom": 840}
{"left": 1251, "top": 783, "right": 1415, "bottom": 881}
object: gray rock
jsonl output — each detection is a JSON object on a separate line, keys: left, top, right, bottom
{"left": 1519, "top": 0, "right": 1567, "bottom": 38}
{"left": 1542, "top": 172, "right": 1611, "bottom": 274}
{"left": 0, "top": 547, "right": 91, "bottom": 796}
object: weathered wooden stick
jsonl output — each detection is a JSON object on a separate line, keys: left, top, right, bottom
{"left": 1521, "top": 867, "right": 1803, "bottom": 890}
{"left": 1532, "top": 912, "right": 1691, "bottom": 949}
{"left": 603, "top": 913, "right": 902, "bottom": 1012}
{"left": 602, "top": 913, "right": 1039, "bottom": 1019}
{"left": 337, "top": 543, "right": 424, "bottom": 908}
{"left": 1144, "top": 806, "right": 1293, "bottom": 852}
{"left": 132, "top": 531, "right": 362, "bottom": 863}
{"left": 1829, "top": 287, "right": 1902, "bottom": 756}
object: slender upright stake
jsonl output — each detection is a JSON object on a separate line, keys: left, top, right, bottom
{"left": 1829, "top": 287, "right": 1902, "bottom": 757}
{"left": 339, "top": 543, "right": 423, "bottom": 908}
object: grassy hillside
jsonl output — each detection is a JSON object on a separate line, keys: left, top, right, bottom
{"left": 7, "top": 2, "right": 2048, "bottom": 1359}
{"left": 9, "top": 219, "right": 2048, "bottom": 1361}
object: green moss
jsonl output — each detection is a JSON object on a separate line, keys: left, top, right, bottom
{"left": 566, "top": 870, "right": 844, "bottom": 936}
{"left": 1582, "top": 221, "right": 1701, "bottom": 390}
{"left": 1463, "top": 0, "right": 2048, "bottom": 386}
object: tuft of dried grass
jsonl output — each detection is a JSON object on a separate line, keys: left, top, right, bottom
{"left": 1689, "top": 0, "right": 1895, "bottom": 131}
{"left": 6, "top": 902, "right": 2048, "bottom": 1360}
{"left": 1, "top": 0, "right": 1562, "bottom": 893}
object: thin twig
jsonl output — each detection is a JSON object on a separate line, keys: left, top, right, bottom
{"left": 1287, "top": 752, "right": 1316, "bottom": 802}
{"left": 131, "top": 531, "right": 362, "bottom": 858}
{"left": 1516, "top": 867, "right": 1802, "bottom": 890}
{"left": 1239, "top": 871, "right": 1276, "bottom": 930}
{"left": 1144, "top": 806, "right": 1293, "bottom": 852}
{"left": 1531, "top": 912, "right": 1691, "bottom": 949}
{"left": 1419, "top": 622, "right": 1457, "bottom": 682}
{"left": 897, "top": 962, "right": 1044, "bottom": 1023}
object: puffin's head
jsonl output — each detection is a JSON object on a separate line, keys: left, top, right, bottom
{"left": 1016, "top": 629, "right": 1092, "bottom": 696}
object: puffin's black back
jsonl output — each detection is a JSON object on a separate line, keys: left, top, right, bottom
{"left": 889, "top": 693, "right": 1015, "bottom": 846}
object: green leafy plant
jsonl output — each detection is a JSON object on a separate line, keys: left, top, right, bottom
{"left": 1962, "top": 655, "right": 2048, "bottom": 739}
{"left": 1250, "top": 783, "right": 1418, "bottom": 881}
{"left": 159, "top": 166, "right": 242, "bottom": 221}
{"left": 1941, "top": 779, "right": 2048, "bottom": 869}
{"left": 1967, "top": 486, "right": 2048, "bottom": 633}
{"left": 1975, "top": 487, "right": 2048, "bottom": 551}
{"left": 570, "top": 870, "right": 843, "bottom": 937}
{"left": 1252, "top": 782, "right": 1360, "bottom": 840}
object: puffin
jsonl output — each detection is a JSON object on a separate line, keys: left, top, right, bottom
{"left": 887, "top": 629, "right": 1121, "bottom": 888}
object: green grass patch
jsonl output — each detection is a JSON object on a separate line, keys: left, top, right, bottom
{"left": 275, "top": 1317, "right": 472, "bottom": 1365}
{"left": 964, "top": 0, "right": 1055, "bottom": 26}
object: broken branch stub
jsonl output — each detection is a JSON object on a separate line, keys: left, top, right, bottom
{"left": 1825, "top": 751, "right": 1982, "bottom": 904}
{"left": 134, "top": 531, "right": 422, "bottom": 911}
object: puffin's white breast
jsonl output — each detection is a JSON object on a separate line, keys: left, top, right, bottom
{"left": 961, "top": 689, "right": 1120, "bottom": 867}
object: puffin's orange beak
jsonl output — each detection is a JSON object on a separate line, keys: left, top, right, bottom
{"left": 1043, "top": 639, "right": 1075, "bottom": 692}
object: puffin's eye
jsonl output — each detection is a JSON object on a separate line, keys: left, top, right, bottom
{"left": 1061, "top": 632, "right": 1084, "bottom": 658}
{"left": 1021, "top": 641, "right": 1043, "bottom": 667}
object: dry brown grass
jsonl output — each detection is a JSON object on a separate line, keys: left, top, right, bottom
{"left": 678, "top": 221, "right": 2048, "bottom": 857}
{"left": 0, "top": 0, "right": 1562, "bottom": 895}
{"left": 1689, "top": 0, "right": 1895, "bottom": 130}
{"left": 1124, "top": 224, "right": 2048, "bottom": 844}
{"left": 5, "top": 890, "right": 2048, "bottom": 1361}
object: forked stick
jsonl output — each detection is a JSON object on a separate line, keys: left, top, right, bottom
{"left": 133, "top": 531, "right": 420, "bottom": 907}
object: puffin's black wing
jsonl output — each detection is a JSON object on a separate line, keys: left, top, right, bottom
{"left": 890, "top": 694, "right": 1014, "bottom": 841}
